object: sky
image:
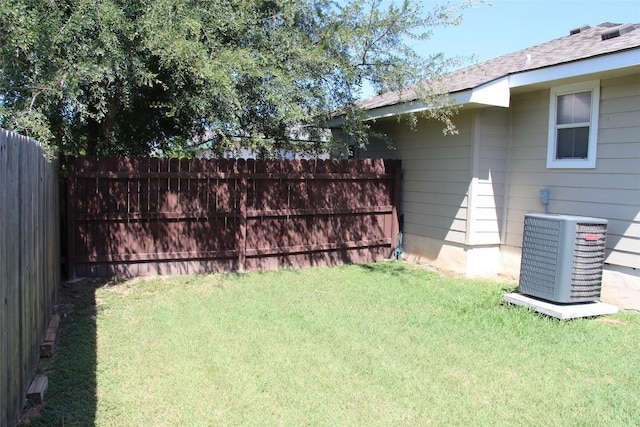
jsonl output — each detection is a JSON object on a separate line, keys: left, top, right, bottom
{"left": 360, "top": 0, "right": 640, "bottom": 98}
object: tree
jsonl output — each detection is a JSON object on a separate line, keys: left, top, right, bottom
{"left": 0, "top": 0, "right": 473, "bottom": 157}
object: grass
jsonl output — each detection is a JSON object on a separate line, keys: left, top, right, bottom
{"left": 30, "top": 262, "right": 640, "bottom": 426}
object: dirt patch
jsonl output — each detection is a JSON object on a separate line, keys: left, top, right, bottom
{"left": 595, "top": 317, "right": 628, "bottom": 326}
{"left": 19, "top": 277, "right": 107, "bottom": 425}
{"left": 406, "top": 259, "right": 517, "bottom": 284}
{"left": 19, "top": 404, "right": 43, "bottom": 425}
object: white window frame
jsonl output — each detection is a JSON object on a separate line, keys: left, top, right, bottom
{"left": 546, "top": 80, "right": 600, "bottom": 168}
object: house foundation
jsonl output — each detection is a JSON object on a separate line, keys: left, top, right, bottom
{"left": 403, "top": 236, "right": 640, "bottom": 311}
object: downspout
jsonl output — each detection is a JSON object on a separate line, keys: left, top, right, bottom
{"left": 394, "top": 214, "right": 404, "bottom": 261}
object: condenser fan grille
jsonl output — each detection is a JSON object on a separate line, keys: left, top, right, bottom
{"left": 570, "top": 223, "right": 607, "bottom": 299}
{"left": 519, "top": 214, "right": 607, "bottom": 303}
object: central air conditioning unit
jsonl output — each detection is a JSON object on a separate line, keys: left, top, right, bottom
{"left": 518, "top": 213, "right": 607, "bottom": 303}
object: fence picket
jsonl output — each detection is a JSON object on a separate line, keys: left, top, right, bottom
{"left": 0, "top": 129, "right": 59, "bottom": 427}
{"left": 65, "top": 157, "right": 401, "bottom": 277}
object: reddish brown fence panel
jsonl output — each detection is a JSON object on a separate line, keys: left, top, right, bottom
{"left": 66, "top": 157, "right": 401, "bottom": 278}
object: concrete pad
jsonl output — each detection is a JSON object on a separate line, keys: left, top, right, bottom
{"left": 503, "top": 293, "right": 619, "bottom": 320}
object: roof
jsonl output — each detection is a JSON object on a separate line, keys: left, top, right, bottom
{"left": 357, "top": 22, "right": 640, "bottom": 112}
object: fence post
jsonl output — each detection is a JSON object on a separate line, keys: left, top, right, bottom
{"left": 66, "top": 160, "right": 76, "bottom": 280}
{"left": 0, "top": 129, "right": 8, "bottom": 427}
{"left": 237, "top": 159, "right": 248, "bottom": 272}
{"left": 391, "top": 160, "right": 402, "bottom": 253}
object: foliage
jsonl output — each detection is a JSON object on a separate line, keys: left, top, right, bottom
{"left": 0, "top": 0, "right": 474, "bottom": 157}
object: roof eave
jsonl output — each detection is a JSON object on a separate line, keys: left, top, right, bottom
{"left": 327, "top": 77, "right": 510, "bottom": 127}
{"left": 328, "top": 47, "right": 640, "bottom": 128}
{"left": 509, "top": 47, "right": 640, "bottom": 88}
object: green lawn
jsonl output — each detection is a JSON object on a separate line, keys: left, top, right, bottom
{"left": 31, "top": 262, "right": 640, "bottom": 426}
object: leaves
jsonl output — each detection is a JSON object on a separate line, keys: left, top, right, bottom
{"left": 0, "top": 0, "right": 474, "bottom": 157}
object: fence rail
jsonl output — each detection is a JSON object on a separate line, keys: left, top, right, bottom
{"left": 66, "top": 157, "right": 401, "bottom": 277}
{"left": 1, "top": 129, "right": 60, "bottom": 427}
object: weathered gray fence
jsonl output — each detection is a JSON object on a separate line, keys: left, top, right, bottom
{"left": 0, "top": 129, "right": 60, "bottom": 427}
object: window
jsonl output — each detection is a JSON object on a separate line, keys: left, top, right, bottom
{"left": 347, "top": 144, "right": 357, "bottom": 159}
{"left": 547, "top": 81, "right": 600, "bottom": 168}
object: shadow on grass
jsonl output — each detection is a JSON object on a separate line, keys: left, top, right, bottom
{"left": 355, "top": 260, "right": 415, "bottom": 277}
{"left": 26, "top": 279, "right": 104, "bottom": 427}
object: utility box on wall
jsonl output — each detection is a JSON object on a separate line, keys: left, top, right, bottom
{"left": 519, "top": 213, "right": 608, "bottom": 303}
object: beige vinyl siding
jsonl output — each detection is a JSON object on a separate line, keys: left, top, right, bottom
{"left": 505, "top": 74, "right": 640, "bottom": 269}
{"left": 468, "top": 108, "right": 509, "bottom": 245}
{"left": 362, "top": 111, "right": 474, "bottom": 245}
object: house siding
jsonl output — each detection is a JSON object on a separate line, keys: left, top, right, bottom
{"left": 338, "top": 73, "right": 638, "bottom": 281}
{"left": 364, "top": 111, "right": 475, "bottom": 246}
{"left": 467, "top": 108, "right": 509, "bottom": 245}
{"left": 505, "top": 74, "right": 640, "bottom": 269}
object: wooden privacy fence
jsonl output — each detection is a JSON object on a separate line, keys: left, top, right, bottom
{"left": 66, "top": 157, "right": 402, "bottom": 278}
{"left": 1, "top": 130, "right": 60, "bottom": 427}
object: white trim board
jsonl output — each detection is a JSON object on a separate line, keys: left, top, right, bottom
{"left": 327, "top": 48, "right": 640, "bottom": 126}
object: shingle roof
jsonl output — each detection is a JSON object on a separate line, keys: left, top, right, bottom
{"left": 358, "top": 22, "right": 640, "bottom": 111}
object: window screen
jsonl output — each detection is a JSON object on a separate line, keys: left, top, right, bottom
{"left": 555, "top": 91, "right": 591, "bottom": 159}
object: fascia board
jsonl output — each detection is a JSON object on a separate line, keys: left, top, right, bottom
{"left": 329, "top": 49, "right": 639, "bottom": 128}
{"left": 509, "top": 48, "right": 640, "bottom": 88}
{"left": 362, "top": 100, "right": 432, "bottom": 121}
{"left": 362, "top": 78, "right": 511, "bottom": 121}
{"left": 326, "top": 100, "right": 437, "bottom": 127}
{"left": 468, "top": 76, "right": 511, "bottom": 107}
{"left": 328, "top": 84, "right": 507, "bottom": 126}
